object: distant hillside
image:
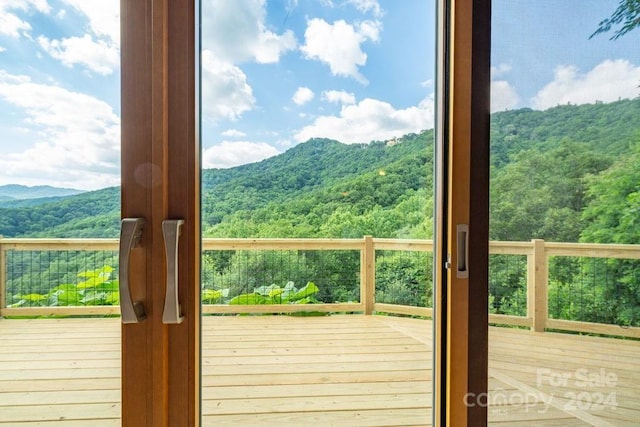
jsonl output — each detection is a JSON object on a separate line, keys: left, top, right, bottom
{"left": 490, "top": 98, "right": 640, "bottom": 166}
{"left": 201, "top": 132, "right": 431, "bottom": 227}
{"left": 0, "top": 184, "right": 84, "bottom": 201}
{"left": 0, "top": 98, "right": 638, "bottom": 243}
{"left": 0, "top": 196, "right": 70, "bottom": 209}
{"left": 0, "top": 187, "right": 119, "bottom": 238}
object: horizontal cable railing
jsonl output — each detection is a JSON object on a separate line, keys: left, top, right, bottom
{"left": 0, "top": 237, "right": 638, "bottom": 337}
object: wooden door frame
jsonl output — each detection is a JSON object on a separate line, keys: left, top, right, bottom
{"left": 166, "top": 0, "right": 201, "bottom": 425}
{"left": 435, "top": 0, "right": 490, "bottom": 425}
{"left": 121, "top": 0, "right": 200, "bottom": 425}
{"left": 446, "top": 0, "right": 491, "bottom": 425}
{"left": 121, "top": 1, "right": 158, "bottom": 424}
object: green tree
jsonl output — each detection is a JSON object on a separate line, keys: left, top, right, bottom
{"left": 591, "top": 0, "right": 640, "bottom": 40}
{"left": 490, "top": 140, "right": 612, "bottom": 242}
{"left": 376, "top": 252, "right": 432, "bottom": 307}
{"left": 581, "top": 144, "right": 640, "bottom": 244}
{"left": 578, "top": 145, "right": 640, "bottom": 326}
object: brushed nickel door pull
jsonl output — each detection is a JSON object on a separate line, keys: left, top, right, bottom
{"left": 119, "top": 218, "right": 146, "bottom": 323}
{"left": 162, "top": 219, "right": 185, "bottom": 324}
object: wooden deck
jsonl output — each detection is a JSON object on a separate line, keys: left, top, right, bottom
{"left": 0, "top": 315, "right": 638, "bottom": 426}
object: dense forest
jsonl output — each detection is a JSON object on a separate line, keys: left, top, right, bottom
{"left": 1, "top": 98, "right": 638, "bottom": 245}
{"left": 2, "top": 98, "right": 639, "bottom": 327}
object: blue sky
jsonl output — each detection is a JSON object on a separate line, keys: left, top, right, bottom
{"left": 0, "top": 0, "right": 638, "bottom": 190}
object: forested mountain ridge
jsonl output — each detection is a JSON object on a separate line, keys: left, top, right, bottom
{"left": 201, "top": 131, "right": 432, "bottom": 234}
{"left": 0, "top": 98, "right": 638, "bottom": 243}
{"left": 490, "top": 98, "right": 640, "bottom": 244}
{"left": 490, "top": 98, "right": 640, "bottom": 166}
{"left": 0, "top": 187, "right": 120, "bottom": 237}
{"left": 0, "top": 184, "right": 84, "bottom": 202}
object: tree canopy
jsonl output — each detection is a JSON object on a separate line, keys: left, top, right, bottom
{"left": 0, "top": 98, "right": 639, "bottom": 246}
{"left": 591, "top": 0, "right": 640, "bottom": 40}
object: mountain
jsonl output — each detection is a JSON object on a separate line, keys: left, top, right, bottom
{"left": 0, "top": 187, "right": 120, "bottom": 238}
{"left": 0, "top": 98, "right": 638, "bottom": 242}
{"left": 0, "top": 185, "right": 84, "bottom": 201}
{"left": 490, "top": 98, "right": 640, "bottom": 166}
{"left": 0, "top": 196, "right": 72, "bottom": 208}
{"left": 201, "top": 132, "right": 431, "bottom": 228}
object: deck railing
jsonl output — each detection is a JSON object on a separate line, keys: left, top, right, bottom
{"left": 0, "top": 237, "right": 638, "bottom": 338}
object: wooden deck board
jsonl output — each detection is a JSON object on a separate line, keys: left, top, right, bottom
{"left": 0, "top": 315, "right": 639, "bottom": 426}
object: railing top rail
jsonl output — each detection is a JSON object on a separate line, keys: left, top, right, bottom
{"left": 544, "top": 242, "right": 640, "bottom": 259}
{"left": 1, "top": 237, "right": 639, "bottom": 259}
{"left": 372, "top": 238, "right": 433, "bottom": 251}
{"left": 202, "top": 238, "right": 364, "bottom": 250}
{"left": 489, "top": 241, "right": 534, "bottom": 255}
{"left": 0, "top": 238, "right": 119, "bottom": 244}
{"left": 0, "top": 238, "right": 119, "bottom": 251}
{"left": 0, "top": 237, "right": 436, "bottom": 252}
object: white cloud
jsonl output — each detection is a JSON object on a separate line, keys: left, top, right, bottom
{"left": 301, "top": 18, "right": 381, "bottom": 84}
{"left": 532, "top": 59, "right": 640, "bottom": 110}
{"left": 38, "top": 34, "right": 119, "bottom": 75}
{"left": 346, "top": 0, "right": 383, "bottom": 17}
{"left": 278, "top": 138, "right": 294, "bottom": 148}
{"left": 491, "top": 80, "right": 520, "bottom": 112}
{"left": 37, "top": 1, "right": 119, "bottom": 74}
{"left": 60, "top": 0, "right": 119, "bottom": 45}
{"left": 292, "top": 86, "right": 314, "bottom": 105}
{"left": 202, "top": 0, "right": 296, "bottom": 64}
{"left": 322, "top": 90, "right": 356, "bottom": 105}
{"left": 356, "top": 20, "right": 380, "bottom": 40}
{"left": 0, "top": 0, "right": 51, "bottom": 38}
{"left": 202, "top": 140, "right": 280, "bottom": 169}
{"left": 491, "top": 63, "right": 512, "bottom": 78}
{"left": 319, "top": 0, "right": 383, "bottom": 17}
{"left": 0, "top": 47, "right": 6, "bottom": 53}
{"left": 221, "top": 129, "right": 247, "bottom": 138}
{"left": 201, "top": 49, "right": 256, "bottom": 121}
{"left": 0, "top": 10, "right": 31, "bottom": 38}
{"left": 489, "top": 62, "right": 519, "bottom": 112}
{"left": 0, "top": 70, "right": 120, "bottom": 190}
{"left": 294, "top": 95, "right": 434, "bottom": 144}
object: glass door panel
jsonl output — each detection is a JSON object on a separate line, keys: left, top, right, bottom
{"left": 200, "top": 1, "right": 437, "bottom": 424}
{"left": 0, "top": 1, "right": 121, "bottom": 425}
{"left": 488, "top": 0, "right": 640, "bottom": 424}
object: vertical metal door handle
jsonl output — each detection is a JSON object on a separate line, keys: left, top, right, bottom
{"left": 456, "top": 224, "right": 469, "bottom": 279}
{"left": 119, "top": 218, "right": 146, "bottom": 323}
{"left": 162, "top": 219, "right": 185, "bottom": 324}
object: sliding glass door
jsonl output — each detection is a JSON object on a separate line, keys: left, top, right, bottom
{"left": 119, "top": 0, "right": 492, "bottom": 425}
{"left": 0, "top": 1, "right": 122, "bottom": 425}
{"left": 199, "top": 1, "right": 438, "bottom": 425}
{"left": 0, "top": 1, "right": 493, "bottom": 425}
{"left": 486, "top": 1, "right": 640, "bottom": 424}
